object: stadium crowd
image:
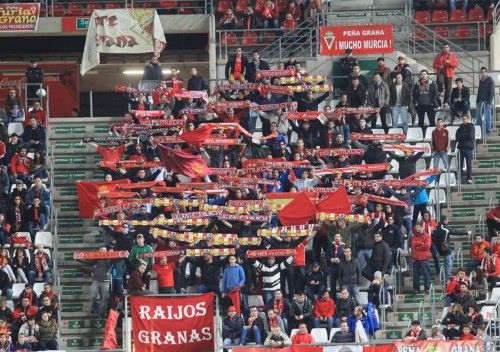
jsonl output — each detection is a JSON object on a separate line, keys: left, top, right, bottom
{"left": 71, "top": 44, "right": 500, "bottom": 350}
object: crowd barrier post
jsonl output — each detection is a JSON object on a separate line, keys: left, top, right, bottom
{"left": 90, "top": 90, "right": 94, "bottom": 118}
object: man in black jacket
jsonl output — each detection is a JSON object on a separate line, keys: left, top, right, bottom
{"left": 391, "top": 56, "right": 413, "bottom": 86}
{"left": 456, "top": 114, "right": 475, "bottom": 183}
{"left": 304, "top": 262, "right": 327, "bottom": 301}
{"left": 222, "top": 306, "right": 244, "bottom": 347}
{"left": 386, "top": 151, "right": 425, "bottom": 179}
{"left": 339, "top": 247, "right": 361, "bottom": 305}
{"left": 476, "top": 66, "right": 495, "bottom": 135}
{"left": 331, "top": 321, "right": 355, "bottom": 343}
{"left": 294, "top": 90, "right": 330, "bottom": 112}
{"left": 450, "top": 78, "right": 470, "bottom": 125}
{"left": 334, "top": 288, "right": 356, "bottom": 327}
{"left": 187, "top": 68, "right": 208, "bottom": 92}
{"left": 25, "top": 59, "right": 44, "bottom": 102}
{"left": 245, "top": 50, "right": 270, "bottom": 83}
{"left": 346, "top": 77, "right": 367, "bottom": 108}
{"left": 413, "top": 69, "right": 439, "bottom": 129}
{"left": 361, "top": 233, "right": 391, "bottom": 281}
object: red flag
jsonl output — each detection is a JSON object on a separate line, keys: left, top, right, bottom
{"left": 315, "top": 186, "right": 352, "bottom": 214}
{"left": 179, "top": 124, "right": 214, "bottom": 147}
{"left": 278, "top": 192, "right": 318, "bottom": 226}
{"left": 76, "top": 179, "right": 130, "bottom": 218}
{"left": 100, "top": 309, "right": 119, "bottom": 350}
{"left": 159, "top": 145, "right": 212, "bottom": 178}
{"left": 227, "top": 288, "right": 241, "bottom": 314}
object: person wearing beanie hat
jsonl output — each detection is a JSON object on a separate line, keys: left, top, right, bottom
{"left": 222, "top": 305, "right": 244, "bottom": 347}
{"left": 403, "top": 320, "right": 427, "bottom": 341}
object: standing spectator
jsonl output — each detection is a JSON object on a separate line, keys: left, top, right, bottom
{"left": 338, "top": 247, "right": 361, "bottom": 305}
{"left": 290, "top": 292, "right": 313, "bottom": 330}
{"left": 367, "top": 73, "right": 391, "bottom": 132}
{"left": 431, "top": 118, "right": 450, "bottom": 169}
{"left": 374, "top": 215, "right": 404, "bottom": 266}
{"left": 413, "top": 69, "right": 439, "bottom": 129}
{"left": 432, "top": 216, "right": 464, "bottom": 283}
{"left": 28, "top": 245, "right": 51, "bottom": 286}
{"left": 386, "top": 150, "right": 424, "bottom": 180}
{"left": 450, "top": 78, "right": 470, "bottom": 125}
{"left": 411, "top": 222, "right": 431, "bottom": 294}
{"left": 456, "top": 114, "right": 475, "bottom": 184}
{"left": 222, "top": 306, "right": 244, "bottom": 347}
{"left": 331, "top": 321, "right": 355, "bottom": 343}
{"left": 346, "top": 78, "right": 367, "bottom": 108}
{"left": 245, "top": 50, "right": 271, "bottom": 83}
{"left": 433, "top": 44, "right": 458, "bottom": 107}
{"left": 372, "top": 57, "right": 392, "bottom": 85}
{"left": 225, "top": 48, "right": 248, "bottom": 81}
{"left": 187, "top": 68, "right": 208, "bottom": 92}
{"left": 142, "top": 58, "right": 164, "bottom": 84}
{"left": 339, "top": 49, "right": 358, "bottom": 76}
{"left": 485, "top": 204, "right": 500, "bottom": 241}
{"left": 264, "top": 326, "right": 291, "bottom": 347}
{"left": 153, "top": 255, "right": 184, "bottom": 294}
{"left": 261, "top": 1, "right": 280, "bottom": 30}
{"left": 24, "top": 100, "right": 46, "bottom": 128}
{"left": 348, "top": 65, "right": 369, "bottom": 90}
{"left": 291, "top": 323, "right": 315, "bottom": 345}
{"left": 328, "top": 233, "right": 345, "bottom": 292}
{"left": 222, "top": 255, "right": 245, "bottom": 295}
{"left": 391, "top": 55, "right": 413, "bottom": 86}
{"left": 241, "top": 306, "right": 265, "bottom": 345}
{"left": 25, "top": 59, "right": 44, "bottom": 103}
{"left": 219, "top": 8, "right": 237, "bottom": 30}
{"left": 304, "top": 262, "right": 327, "bottom": 301}
{"left": 127, "top": 261, "right": 151, "bottom": 295}
{"left": 313, "top": 290, "right": 335, "bottom": 333}
{"left": 390, "top": 72, "right": 412, "bottom": 135}
{"left": 128, "top": 234, "right": 153, "bottom": 270}
{"left": 481, "top": 247, "right": 500, "bottom": 287}
{"left": 403, "top": 320, "right": 427, "bottom": 341}
{"left": 252, "top": 256, "right": 293, "bottom": 304}
{"left": 361, "top": 233, "right": 391, "bottom": 281}
{"left": 476, "top": 67, "right": 495, "bottom": 136}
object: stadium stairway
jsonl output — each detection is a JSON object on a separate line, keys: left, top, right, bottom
{"left": 49, "top": 117, "right": 122, "bottom": 349}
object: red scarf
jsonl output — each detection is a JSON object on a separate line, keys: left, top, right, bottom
{"left": 233, "top": 56, "right": 242, "bottom": 79}
{"left": 273, "top": 299, "right": 284, "bottom": 316}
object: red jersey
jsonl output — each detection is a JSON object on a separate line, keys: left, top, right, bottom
{"left": 153, "top": 262, "right": 176, "bottom": 288}
{"left": 96, "top": 144, "right": 126, "bottom": 163}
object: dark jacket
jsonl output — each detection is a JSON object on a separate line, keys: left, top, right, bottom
{"left": 25, "top": 67, "right": 44, "bottom": 84}
{"left": 331, "top": 331, "right": 355, "bottom": 343}
{"left": 305, "top": 269, "right": 327, "bottom": 288}
{"left": 367, "top": 81, "right": 390, "bottom": 107}
{"left": 450, "top": 86, "right": 470, "bottom": 104}
{"left": 369, "top": 240, "right": 392, "bottom": 273}
{"left": 456, "top": 122, "right": 475, "bottom": 150}
{"left": 412, "top": 79, "right": 439, "bottom": 107}
{"left": 23, "top": 126, "right": 46, "bottom": 145}
{"left": 386, "top": 151, "right": 424, "bottom": 179}
{"left": 225, "top": 54, "right": 249, "bottom": 79}
{"left": 339, "top": 56, "right": 359, "bottom": 75}
{"left": 392, "top": 63, "right": 413, "bottom": 86}
{"left": 477, "top": 75, "right": 495, "bottom": 104}
{"left": 404, "top": 328, "right": 427, "bottom": 340}
{"left": 335, "top": 296, "right": 356, "bottom": 319}
{"left": 363, "top": 143, "right": 386, "bottom": 165}
{"left": 377, "top": 223, "right": 404, "bottom": 250}
{"left": 295, "top": 92, "right": 329, "bottom": 112}
{"left": 245, "top": 59, "right": 271, "bottom": 83}
{"left": 339, "top": 258, "right": 361, "bottom": 286}
{"left": 142, "top": 62, "right": 164, "bottom": 81}
{"left": 222, "top": 314, "right": 244, "bottom": 339}
{"left": 346, "top": 85, "right": 367, "bottom": 107}
{"left": 455, "top": 292, "right": 476, "bottom": 312}
{"left": 290, "top": 297, "right": 313, "bottom": 320}
{"left": 389, "top": 83, "right": 412, "bottom": 107}
{"left": 432, "top": 221, "right": 464, "bottom": 256}
{"left": 187, "top": 75, "right": 208, "bottom": 92}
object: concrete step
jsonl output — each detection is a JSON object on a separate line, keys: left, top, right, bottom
{"left": 452, "top": 190, "right": 499, "bottom": 202}
{"left": 60, "top": 336, "right": 105, "bottom": 349}
{"left": 442, "top": 206, "right": 489, "bottom": 218}
{"left": 477, "top": 143, "right": 500, "bottom": 154}
{"left": 53, "top": 170, "right": 104, "bottom": 182}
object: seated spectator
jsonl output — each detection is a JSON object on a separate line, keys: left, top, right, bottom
{"left": 14, "top": 333, "right": 32, "bottom": 351}
{"left": 470, "top": 268, "right": 488, "bottom": 302}
{"left": 37, "top": 294, "right": 58, "bottom": 321}
{"left": 4, "top": 89, "right": 22, "bottom": 116}
{"left": 9, "top": 147, "right": 32, "bottom": 185}
{"left": 18, "top": 317, "right": 38, "bottom": 348}
{"left": 470, "top": 234, "right": 490, "bottom": 269}
{"left": 0, "top": 297, "right": 12, "bottom": 324}
{"left": 0, "top": 248, "right": 16, "bottom": 283}
{"left": 262, "top": 1, "right": 280, "bottom": 30}
{"left": 22, "top": 117, "right": 45, "bottom": 153}
{"left": 36, "top": 311, "right": 58, "bottom": 350}
{"left": 27, "top": 196, "right": 48, "bottom": 240}
{"left": 304, "top": 262, "right": 326, "bottom": 301}
{"left": 313, "top": 290, "right": 335, "bottom": 333}
{"left": 12, "top": 297, "right": 38, "bottom": 333}
{"left": 335, "top": 288, "right": 356, "bottom": 327}
{"left": 467, "top": 305, "right": 484, "bottom": 333}
{"left": 219, "top": 8, "right": 237, "bottom": 30}
{"left": 264, "top": 326, "right": 290, "bottom": 347}
{"left": 38, "top": 283, "right": 56, "bottom": 306}
{"left": 242, "top": 6, "right": 257, "bottom": 30}
{"left": 442, "top": 303, "right": 467, "bottom": 339}
{"left": 481, "top": 247, "right": 500, "bottom": 287}
{"left": 127, "top": 261, "right": 151, "bottom": 295}
{"left": 222, "top": 306, "right": 244, "bottom": 347}
{"left": 25, "top": 177, "right": 50, "bottom": 215}
{"left": 446, "top": 268, "right": 470, "bottom": 304}
{"left": 267, "top": 289, "right": 290, "bottom": 332}
{"left": 25, "top": 100, "right": 46, "bottom": 128}
{"left": 454, "top": 283, "right": 476, "bottom": 312}
{"left": 450, "top": 78, "right": 470, "bottom": 125}
{"left": 11, "top": 249, "right": 30, "bottom": 283}
{"left": 264, "top": 309, "right": 285, "bottom": 337}
{"left": 281, "top": 13, "right": 297, "bottom": 30}
{"left": 460, "top": 324, "right": 476, "bottom": 341}
{"left": 428, "top": 325, "right": 446, "bottom": 341}
{"left": 291, "top": 322, "right": 315, "bottom": 345}
{"left": 0, "top": 333, "right": 12, "bottom": 351}
{"left": 0, "top": 268, "right": 11, "bottom": 300}
{"left": 485, "top": 204, "right": 500, "bottom": 241}
{"left": 331, "top": 321, "right": 355, "bottom": 343}
{"left": 403, "top": 320, "right": 427, "bottom": 341}
{"left": 5, "top": 104, "right": 24, "bottom": 125}
{"left": 18, "top": 284, "right": 38, "bottom": 307}
{"left": 290, "top": 292, "right": 313, "bottom": 330}
{"left": 241, "top": 306, "right": 265, "bottom": 345}
{"left": 28, "top": 245, "right": 52, "bottom": 285}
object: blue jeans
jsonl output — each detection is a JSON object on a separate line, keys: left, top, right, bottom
{"left": 476, "top": 101, "right": 493, "bottom": 135}
{"left": 403, "top": 215, "right": 412, "bottom": 240}
{"left": 314, "top": 316, "right": 334, "bottom": 331}
{"left": 28, "top": 270, "right": 52, "bottom": 286}
{"left": 432, "top": 152, "right": 449, "bottom": 170}
{"left": 223, "top": 337, "right": 240, "bottom": 346}
{"left": 241, "top": 325, "right": 261, "bottom": 345}
{"left": 197, "top": 284, "right": 220, "bottom": 295}
{"left": 343, "top": 284, "right": 360, "bottom": 305}
{"left": 458, "top": 148, "right": 473, "bottom": 180}
{"left": 263, "top": 291, "right": 274, "bottom": 305}
{"left": 329, "top": 265, "right": 340, "bottom": 292}
{"left": 450, "top": 0, "right": 468, "bottom": 11}
{"left": 0, "top": 288, "right": 12, "bottom": 300}
{"left": 412, "top": 260, "right": 430, "bottom": 291}
{"left": 357, "top": 249, "right": 372, "bottom": 271}
{"left": 392, "top": 105, "right": 409, "bottom": 134}
{"left": 443, "top": 254, "right": 453, "bottom": 283}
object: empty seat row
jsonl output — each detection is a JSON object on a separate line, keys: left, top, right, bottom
{"left": 415, "top": 8, "right": 493, "bottom": 23}
{"left": 413, "top": 24, "right": 492, "bottom": 39}
{"left": 221, "top": 32, "right": 276, "bottom": 46}
{"left": 50, "top": 2, "right": 195, "bottom": 16}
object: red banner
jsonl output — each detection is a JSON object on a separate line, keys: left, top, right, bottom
{"left": 393, "top": 340, "right": 484, "bottom": 352}
{"left": 0, "top": 62, "right": 79, "bottom": 117}
{"left": 320, "top": 24, "right": 394, "bottom": 55}
{"left": 130, "top": 293, "right": 215, "bottom": 352}
{"left": 0, "top": 3, "right": 40, "bottom": 32}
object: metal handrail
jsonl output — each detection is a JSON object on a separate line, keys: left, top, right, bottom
{"left": 429, "top": 283, "right": 435, "bottom": 325}
{"left": 493, "top": 0, "right": 500, "bottom": 32}
{"left": 417, "top": 300, "right": 425, "bottom": 328}
{"left": 485, "top": 292, "right": 500, "bottom": 349}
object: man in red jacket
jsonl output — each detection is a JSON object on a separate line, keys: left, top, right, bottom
{"left": 9, "top": 147, "right": 31, "bottom": 185}
{"left": 486, "top": 204, "right": 500, "bottom": 241}
{"left": 481, "top": 247, "right": 500, "bottom": 287}
{"left": 470, "top": 234, "right": 490, "bottom": 269}
{"left": 431, "top": 118, "right": 450, "bottom": 169}
{"left": 291, "top": 323, "right": 315, "bottom": 345}
{"left": 313, "top": 290, "right": 335, "bottom": 333}
{"left": 433, "top": 44, "right": 458, "bottom": 107}
{"left": 411, "top": 222, "right": 431, "bottom": 294}
{"left": 12, "top": 297, "right": 38, "bottom": 332}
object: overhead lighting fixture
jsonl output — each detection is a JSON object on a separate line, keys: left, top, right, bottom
{"left": 123, "top": 69, "right": 173, "bottom": 75}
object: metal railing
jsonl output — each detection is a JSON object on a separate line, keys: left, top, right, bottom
{"left": 493, "top": 0, "right": 500, "bottom": 32}
{"left": 417, "top": 300, "right": 425, "bottom": 328}
{"left": 429, "top": 283, "right": 435, "bottom": 325}
{"left": 485, "top": 293, "right": 500, "bottom": 350}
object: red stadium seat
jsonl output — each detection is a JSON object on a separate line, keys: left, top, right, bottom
{"left": 242, "top": 31, "right": 258, "bottom": 45}
{"left": 159, "top": 1, "right": 177, "bottom": 9}
{"left": 412, "top": 26, "right": 427, "bottom": 40}
{"left": 86, "top": 3, "right": 102, "bottom": 15}
{"left": 217, "top": 0, "right": 232, "bottom": 14}
{"left": 51, "top": 3, "right": 65, "bottom": 17}
{"left": 434, "top": 26, "right": 449, "bottom": 38}
{"left": 254, "top": 0, "right": 266, "bottom": 13}
{"left": 455, "top": 24, "right": 471, "bottom": 37}
{"left": 450, "top": 9, "right": 466, "bottom": 22}
{"left": 67, "top": 3, "right": 84, "bottom": 16}
{"left": 467, "top": 8, "right": 485, "bottom": 21}
{"left": 431, "top": 10, "right": 448, "bottom": 23}
{"left": 235, "top": 0, "right": 248, "bottom": 13}
{"left": 105, "top": 3, "right": 122, "bottom": 9}
{"left": 480, "top": 24, "right": 493, "bottom": 37}
{"left": 487, "top": 7, "right": 493, "bottom": 21}
{"left": 414, "top": 11, "right": 430, "bottom": 23}
{"left": 263, "top": 31, "right": 276, "bottom": 43}
{"left": 221, "top": 32, "right": 238, "bottom": 46}
{"left": 142, "top": 2, "right": 156, "bottom": 8}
